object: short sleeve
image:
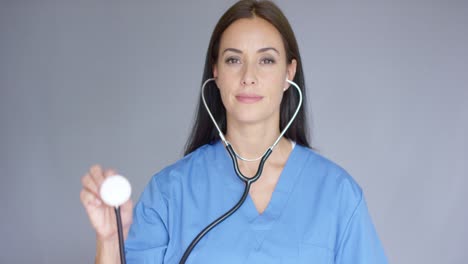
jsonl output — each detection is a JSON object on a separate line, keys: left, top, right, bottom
{"left": 334, "top": 194, "right": 388, "bottom": 264}
{"left": 125, "top": 177, "right": 169, "bottom": 263}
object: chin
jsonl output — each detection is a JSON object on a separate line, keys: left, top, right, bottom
{"left": 228, "top": 110, "right": 277, "bottom": 126}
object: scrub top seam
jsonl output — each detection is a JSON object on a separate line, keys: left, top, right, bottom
{"left": 334, "top": 185, "right": 363, "bottom": 254}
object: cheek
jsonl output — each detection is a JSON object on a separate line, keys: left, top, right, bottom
{"left": 215, "top": 82, "right": 232, "bottom": 108}
{"left": 270, "top": 77, "right": 288, "bottom": 107}
{"left": 215, "top": 69, "right": 237, "bottom": 93}
{"left": 258, "top": 65, "right": 288, "bottom": 84}
{"left": 216, "top": 72, "right": 239, "bottom": 98}
{"left": 273, "top": 89, "right": 285, "bottom": 108}
{"left": 265, "top": 75, "right": 287, "bottom": 95}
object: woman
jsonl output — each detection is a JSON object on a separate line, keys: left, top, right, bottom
{"left": 80, "top": 1, "right": 388, "bottom": 263}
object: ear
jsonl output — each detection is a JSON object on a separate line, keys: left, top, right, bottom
{"left": 284, "top": 59, "right": 297, "bottom": 91}
{"left": 212, "top": 64, "right": 219, "bottom": 87}
{"left": 213, "top": 64, "right": 218, "bottom": 79}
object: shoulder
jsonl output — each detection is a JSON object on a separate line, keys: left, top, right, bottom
{"left": 144, "top": 142, "right": 219, "bottom": 194}
{"left": 293, "top": 146, "right": 367, "bottom": 241}
{"left": 294, "top": 145, "right": 363, "bottom": 202}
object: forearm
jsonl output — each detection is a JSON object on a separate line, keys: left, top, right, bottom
{"left": 95, "top": 238, "right": 120, "bottom": 264}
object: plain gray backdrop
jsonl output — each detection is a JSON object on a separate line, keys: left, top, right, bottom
{"left": 1, "top": 0, "right": 467, "bottom": 263}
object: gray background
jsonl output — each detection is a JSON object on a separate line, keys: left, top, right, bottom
{"left": 1, "top": 0, "right": 467, "bottom": 263}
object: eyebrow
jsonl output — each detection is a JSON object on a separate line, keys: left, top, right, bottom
{"left": 222, "top": 47, "right": 280, "bottom": 55}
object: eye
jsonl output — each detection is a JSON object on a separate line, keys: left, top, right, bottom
{"left": 260, "top": 57, "right": 276, "bottom": 64}
{"left": 225, "top": 57, "right": 241, "bottom": 64}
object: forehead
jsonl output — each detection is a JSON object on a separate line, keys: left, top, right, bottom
{"left": 219, "top": 17, "right": 285, "bottom": 52}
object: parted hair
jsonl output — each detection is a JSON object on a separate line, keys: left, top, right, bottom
{"left": 184, "top": 0, "right": 311, "bottom": 155}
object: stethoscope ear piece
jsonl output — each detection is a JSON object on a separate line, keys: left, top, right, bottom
{"left": 284, "top": 78, "right": 291, "bottom": 91}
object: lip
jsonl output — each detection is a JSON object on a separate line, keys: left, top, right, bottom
{"left": 235, "top": 94, "right": 263, "bottom": 104}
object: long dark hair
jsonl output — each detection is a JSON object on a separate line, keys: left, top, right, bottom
{"left": 184, "top": 0, "right": 311, "bottom": 155}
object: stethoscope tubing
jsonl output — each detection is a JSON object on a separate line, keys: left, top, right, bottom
{"left": 115, "top": 206, "right": 127, "bottom": 264}
{"left": 179, "top": 78, "right": 302, "bottom": 264}
{"left": 201, "top": 78, "right": 303, "bottom": 162}
{"left": 179, "top": 145, "right": 272, "bottom": 263}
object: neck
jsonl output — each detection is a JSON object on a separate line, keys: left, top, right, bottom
{"left": 224, "top": 121, "right": 289, "bottom": 161}
{"left": 225, "top": 124, "right": 292, "bottom": 179}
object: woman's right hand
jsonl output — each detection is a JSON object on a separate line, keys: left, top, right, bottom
{"left": 80, "top": 165, "right": 133, "bottom": 243}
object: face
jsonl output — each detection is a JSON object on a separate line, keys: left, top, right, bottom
{"left": 213, "top": 17, "right": 297, "bottom": 128}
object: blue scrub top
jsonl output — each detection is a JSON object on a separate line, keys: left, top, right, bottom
{"left": 125, "top": 141, "right": 388, "bottom": 263}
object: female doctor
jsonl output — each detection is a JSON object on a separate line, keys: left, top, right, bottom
{"left": 80, "top": 0, "right": 388, "bottom": 263}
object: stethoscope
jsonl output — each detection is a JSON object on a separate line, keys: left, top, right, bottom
{"left": 100, "top": 77, "right": 302, "bottom": 264}
{"left": 179, "top": 77, "right": 303, "bottom": 263}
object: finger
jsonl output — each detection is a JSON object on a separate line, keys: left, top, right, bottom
{"left": 104, "top": 168, "right": 117, "bottom": 178}
{"left": 80, "top": 188, "right": 102, "bottom": 207}
{"left": 89, "top": 164, "right": 105, "bottom": 187}
{"left": 81, "top": 173, "right": 99, "bottom": 194}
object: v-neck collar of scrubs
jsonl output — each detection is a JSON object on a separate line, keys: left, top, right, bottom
{"left": 213, "top": 140, "right": 305, "bottom": 230}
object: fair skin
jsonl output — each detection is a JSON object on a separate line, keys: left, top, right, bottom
{"left": 80, "top": 16, "right": 296, "bottom": 263}
{"left": 80, "top": 165, "right": 133, "bottom": 263}
{"left": 213, "top": 17, "right": 297, "bottom": 214}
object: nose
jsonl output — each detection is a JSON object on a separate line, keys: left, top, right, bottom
{"left": 241, "top": 63, "right": 257, "bottom": 86}
{"left": 241, "top": 79, "right": 256, "bottom": 85}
